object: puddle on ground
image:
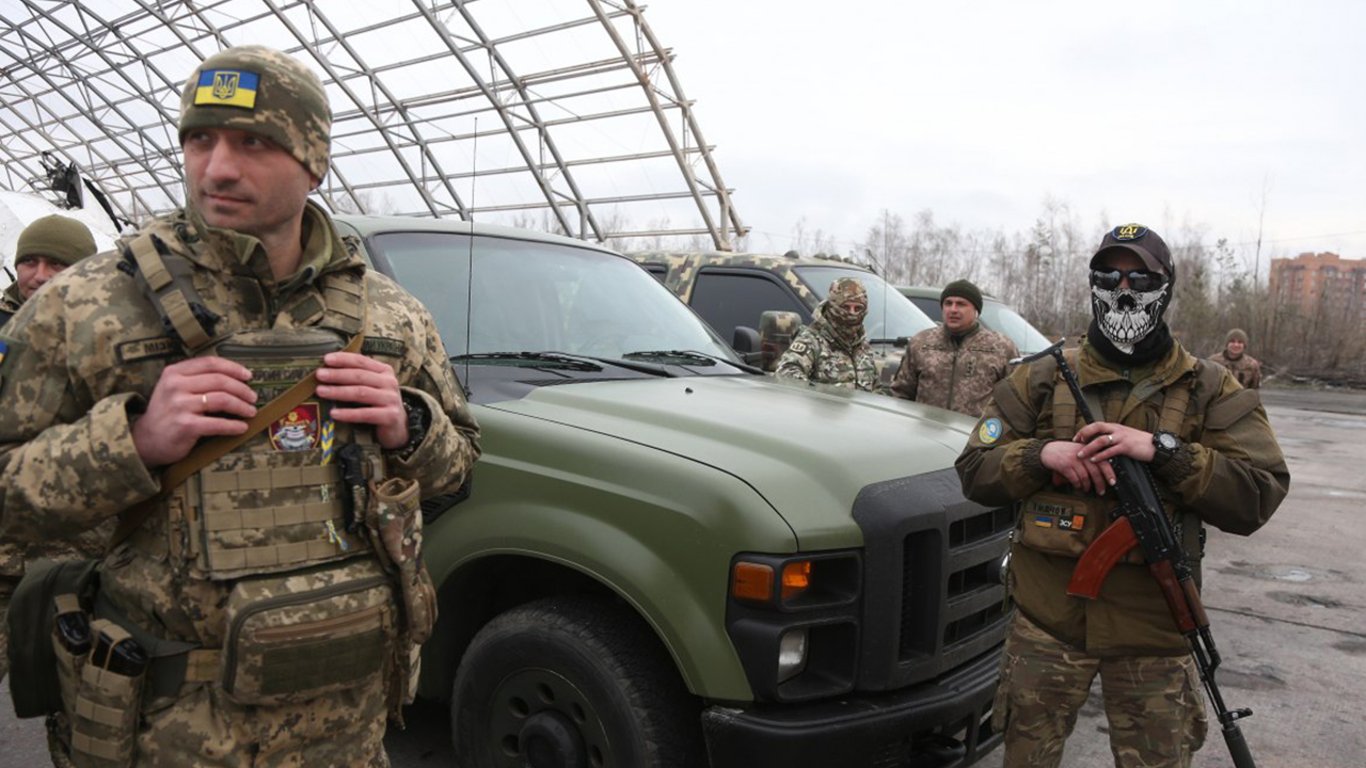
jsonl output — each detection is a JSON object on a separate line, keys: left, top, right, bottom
{"left": 1218, "top": 663, "right": 1287, "bottom": 691}
{"left": 1267, "top": 590, "right": 1344, "bottom": 609}
{"left": 1218, "top": 561, "right": 1323, "bottom": 583}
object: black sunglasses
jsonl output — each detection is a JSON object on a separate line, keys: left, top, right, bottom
{"left": 1090, "top": 269, "right": 1168, "bottom": 292}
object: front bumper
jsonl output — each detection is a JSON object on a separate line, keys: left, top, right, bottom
{"left": 701, "top": 644, "right": 1002, "bottom": 768}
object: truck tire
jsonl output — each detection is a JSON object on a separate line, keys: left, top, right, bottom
{"left": 452, "top": 595, "right": 703, "bottom": 768}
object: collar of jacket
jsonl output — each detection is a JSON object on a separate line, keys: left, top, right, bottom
{"left": 0, "top": 281, "right": 23, "bottom": 313}
{"left": 940, "top": 320, "right": 981, "bottom": 345}
{"left": 810, "top": 306, "right": 869, "bottom": 352}
{"left": 1078, "top": 337, "right": 1197, "bottom": 401}
{"left": 170, "top": 201, "right": 365, "bottom": 291}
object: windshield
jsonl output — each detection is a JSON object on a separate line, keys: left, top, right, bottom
{"left": 368, "top": 231, "right": 738, "bottom": 361}
{"left": 980, "top": 301, "right": 1052, "bottom": 354}
{"left": 797, "top": 266, "right": 936, "bottom": 341}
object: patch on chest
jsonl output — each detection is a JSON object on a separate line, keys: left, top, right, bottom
{"left": 116, "top": 336, "right": 181, "bottom": 364}
{"left": 361, "top": 336, "right": 406, "bottom": 358}
{"left": 270, "top": 402, "right": 325, "bottom": 452}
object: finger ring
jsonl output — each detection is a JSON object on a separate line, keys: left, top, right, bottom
{"left": 1106, "top": 434, "right": 1114, "bottom": 445}
{"left": 202, "top": 393, "right": 208, "bottom": 407}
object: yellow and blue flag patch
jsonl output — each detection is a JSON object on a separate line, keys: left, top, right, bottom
{"left": 194, "top": 69, "right": 259, "bottom": 109}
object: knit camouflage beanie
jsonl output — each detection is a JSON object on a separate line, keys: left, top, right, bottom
{"left": 16, "top": 214, "right": 97, "bottom": 267}
{"left": 940, "top": 279, "right": 983, "bottom": 313}
{"left": 1226, "top": 328, "right": 1249, "bottom": 344}
{"left": 179, "top": 45, "right": 331, "bottom": 181}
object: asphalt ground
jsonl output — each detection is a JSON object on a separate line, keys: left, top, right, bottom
{"left": 3, "top": 386, "right": 1364, "bottom": 767}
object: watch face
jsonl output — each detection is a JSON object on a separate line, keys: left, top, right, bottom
{"left": 1158, "top": 432, "right": 1179, "bottom": 450}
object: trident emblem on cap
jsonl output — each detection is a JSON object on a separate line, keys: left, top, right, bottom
{"left": 211, "top": 72, "right": 240, "bottom": 100}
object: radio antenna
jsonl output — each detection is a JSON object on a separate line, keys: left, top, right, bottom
{"left": 462, "top": 118, "right": 477, "bottom": 396}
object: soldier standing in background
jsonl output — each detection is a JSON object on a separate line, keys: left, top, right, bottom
{"left": 1210, "top": 328, "right": 1262, "bottom": 389}
{"left": 0, "top": 214, "right": 98, "bottom": 327}
{"left": 956, "top": 224, "right": 1289, "bottom": 767}
{"left": 774, "top": 277, "right": 879, "bottom": 390}
{"left": 0, "top": 214, "right": 100, "bottom": 686}
{"left": 0, "top": 45, "right": 480, "bottom": 766}
{"left": 888, "top": 279, "right": 1017, "bottom": 416}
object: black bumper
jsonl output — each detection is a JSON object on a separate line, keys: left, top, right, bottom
{"left": 701, "top": 645, "right": 1002, "bottom": 768}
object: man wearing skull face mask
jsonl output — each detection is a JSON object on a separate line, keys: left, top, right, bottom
{"left": 774, "top": 277, "right": 878, "bottom": 390}
{"left": 955, "top": 224, "right": 1290, "bottom": 768}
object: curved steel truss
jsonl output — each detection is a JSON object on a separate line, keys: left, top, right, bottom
{"left": 0, "top": 0, "right": 746, "bottom": 249}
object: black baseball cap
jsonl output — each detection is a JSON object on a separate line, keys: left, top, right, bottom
{"left": 1090, "top": 224, "right": 1174, "bottom": 278}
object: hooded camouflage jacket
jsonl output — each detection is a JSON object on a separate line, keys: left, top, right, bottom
{"left": 0, "top": 282, "right": 22, "bottom": 321}
{"left": 955, "top": 340, "right": 1289, "bottom": 655}
{"left": 0, "top": 202, "right": 481, "bottom": 649}
{"left": 773, "top": 310, "right": 878, "bottom": 391}
{"left": 888, "top": 322, "right": 1018, "bottom": 417}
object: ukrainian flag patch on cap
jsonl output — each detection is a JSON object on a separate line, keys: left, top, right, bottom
{"left": 195, "top": 69, "right": 259, "bottom": 109}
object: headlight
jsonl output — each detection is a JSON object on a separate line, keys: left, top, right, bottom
{"left": 776, "top": 628, "right": 808, "bottom": 683}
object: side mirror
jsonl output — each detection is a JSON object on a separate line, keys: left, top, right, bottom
{"left": 731, "top": 326, "right": 763, "bottom": 366}
{"left": 758, "top": 310, "right": 803, "bottom": 372}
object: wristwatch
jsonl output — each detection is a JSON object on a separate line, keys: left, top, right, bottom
{"left": 1151, "top": 430, "right": 1181, "bottom": 466}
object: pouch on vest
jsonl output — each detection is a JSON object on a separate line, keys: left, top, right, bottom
{"left": 6, "top": 558, "right": 99, "bottom": 718}
{"left": 179, "top": 327, "right": 373, "bottom": 580}
{"left": 364, "top": 476, "right": 436, "bottom": 713}
{"left": 220, "top": 557, "right": 397, "bottom": 707}
{"left": 70, "top": 619, "right": 147, "bottom": 768}
{"left": 1016, "top": 490, "right": 1117, "bottom": 558}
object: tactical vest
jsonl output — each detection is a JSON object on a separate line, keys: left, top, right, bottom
{"left": 1016, "top": 349, "right": 1217, "bottom": 569}
{"left": 124, "top": 232, "right": 379, "bottom": 580}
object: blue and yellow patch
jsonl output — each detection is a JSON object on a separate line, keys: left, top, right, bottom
{"left": 977, "top": 417, "right": 1003, "bottom": 444}
{"left": 194, "top": 69, "right": 259, "bottom": 109}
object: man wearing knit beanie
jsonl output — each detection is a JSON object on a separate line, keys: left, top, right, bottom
{"left": 888, "top": 278, "right": 1017, "bottom": 416}
{"left": 1210, "top": 327, "right": 1263, "bottom": 389}
{"left": 0, "top": 45, "right": 480, "bottom": 767}
{"left": 0, "top": 214, "right": 97, "bottom": 326}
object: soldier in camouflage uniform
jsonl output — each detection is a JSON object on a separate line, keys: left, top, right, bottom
{"left": 774, "top": 278, "right": 878, "bottom": 390}
{"left": 1209, "top": 328, "right": 1262, "bottom": 389}
{"left": 0, "top": 46, "right": 480, "bottom": 767}
{"left": 0, "top": 214, "right": 98, "bottom": 326}
{"left": 888, "top": 279, "right": 1018, "bottom": 416}
{"left": 956, "top": 224, "right": 1289, "bottom": 768}
{"left": 0, "top": 214, "right": 100, "bottom": 684}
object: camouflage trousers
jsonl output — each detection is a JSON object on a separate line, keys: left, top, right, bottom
{"left": 51, "top": 680, "right": 392, "bottom": 767}
{"left": 993, "top": 612, "right": 1208, "bottom": 768}
{"left": 0, "top": 571, "right": 17, "bottom": 682}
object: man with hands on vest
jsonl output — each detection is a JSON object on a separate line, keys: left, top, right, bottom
{"left": 0, "top": 45, "right": 480, "bottom": 767}
{"left": 955, "top": 223, "right": 1289, "bottom": 768}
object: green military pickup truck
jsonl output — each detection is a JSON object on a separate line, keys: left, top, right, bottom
{"left": 337, "top": 216, "right": 1012, "bottom": 768}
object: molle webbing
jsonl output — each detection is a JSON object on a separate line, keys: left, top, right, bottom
{"left": 196, "top": 455, "right": 368, "bottom": 578}
{"left": 315, "top": 269, "right": 365, "bottom": 338}
{"left": 126, "top": 233, "right": 218, "bottom": 353}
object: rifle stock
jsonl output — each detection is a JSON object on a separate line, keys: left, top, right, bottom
{"left": 1015, "top": 340, "right": 1257, "bottom": 768}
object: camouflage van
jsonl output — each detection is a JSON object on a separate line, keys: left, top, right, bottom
{"left": 627, "top": 251, "right": 936, "bottom": 383}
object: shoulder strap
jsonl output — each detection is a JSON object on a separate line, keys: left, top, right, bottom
{"left": 125, "top": 233, "right": 219, "bottom": 353}
{"left": 110, "top": 329, "right": 364, "bottom": 549}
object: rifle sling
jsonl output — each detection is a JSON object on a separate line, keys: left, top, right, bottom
{"left": 111, "top": 331, "right": 364, "bottom": 549}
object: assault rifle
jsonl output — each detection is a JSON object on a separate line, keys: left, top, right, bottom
{"left": 1020, "top": 340, "right": 1256, "bottom": 768}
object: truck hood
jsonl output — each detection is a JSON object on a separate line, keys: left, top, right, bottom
{"left": 488, "top": 375, "right": 976, "bottom": 550}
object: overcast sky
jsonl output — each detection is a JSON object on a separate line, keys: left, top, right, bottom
{"left": 644, "top": 1, "right": 1366, "bottom": 267}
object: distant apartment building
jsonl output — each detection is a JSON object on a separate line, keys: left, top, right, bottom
{"left": 1269, "top": 251, "right": 1366, "bottom": 323}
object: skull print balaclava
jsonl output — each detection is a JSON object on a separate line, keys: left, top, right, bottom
{"left": 1086, "top": 224, "right": 1176, "bottom": 365}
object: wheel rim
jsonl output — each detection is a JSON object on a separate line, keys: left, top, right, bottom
{"left": 486, "top": 667, "right": 614, "bottom": 768}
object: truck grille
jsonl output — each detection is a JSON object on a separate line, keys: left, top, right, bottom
{"left": 853, "top": 468, "right": 1013, "bottom": 691}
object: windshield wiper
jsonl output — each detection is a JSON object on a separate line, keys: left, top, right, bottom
{"left": 451, "top": 352, "right": 603, "bottom": 372}
{"left": 622, "top": 350, "right": 718, "bottom": 365}
{"left": 623, "top": 349, "right": 764, "bottom": 374}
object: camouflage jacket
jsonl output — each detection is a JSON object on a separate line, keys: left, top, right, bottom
{"left": 888, "top": 323, "right": 1017, "bottom": 417}
{"left": 0, "top": 282, "right": 22, "bottom": 320}
{"left": 773, "top": 316, "right": 878, "bottom": 391}
{"left": 0, "top": 202, "right": 481, "bottom": 648}
{"left": 956, "top": 340, "right": 1289, "bottom": 655}
{"left": 1209, "top": 350, "right": 1262, "bottom": 389}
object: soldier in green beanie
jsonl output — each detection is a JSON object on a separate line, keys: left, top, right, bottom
{"left": 888, "top": 278, "right": 1017, "bottom": 416}
{"left": 0, "top": 214, "right": 97, "bottom": 326}
{"left": 1210, "top": 328, "right": 1262, "bottom": 389}
{"left": 0, "top": 45, "right": 480, "bottom": 767}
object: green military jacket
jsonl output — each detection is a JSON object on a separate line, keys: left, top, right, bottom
{"left": 1210, "top": 350, "right": 1263, "bottom": 389}
{"left": 0, "top": 282, "right": 22, "bottom": 320}
{"left": 956, "top": 339, "right": 1289, "bottom": 655}
{"left": 888, "top": 322, "right": 1018, "bottom": 417}
{"left": 0, "top": 202, "right": 481, "bottom": 649}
